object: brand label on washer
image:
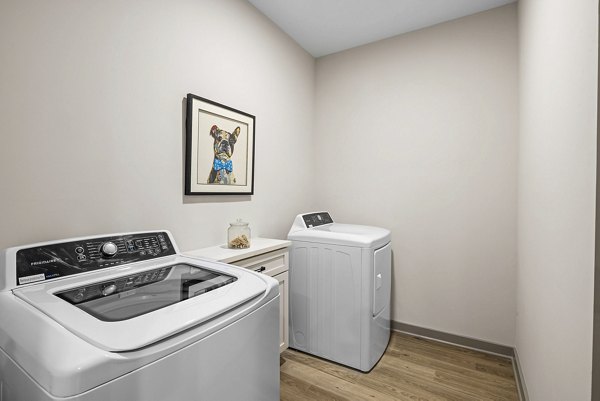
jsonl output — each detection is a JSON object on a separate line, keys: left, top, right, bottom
{"left": 18, "top": 274, "right": 46, "bottom": 285}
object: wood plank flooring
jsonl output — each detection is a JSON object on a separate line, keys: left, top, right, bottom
{"left": 280, "top": 331, "right": 519, "bottom": 401}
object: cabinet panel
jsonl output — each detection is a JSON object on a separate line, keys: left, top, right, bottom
{"left": 275, "top": 271, "right": 289, "bottom": 352}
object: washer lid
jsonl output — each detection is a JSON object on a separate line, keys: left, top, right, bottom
{"left": 288, "top": 223, "right": 391, "bottom": 248}
{"left": 12, "top": 256, "right": 269, "bottom": 352}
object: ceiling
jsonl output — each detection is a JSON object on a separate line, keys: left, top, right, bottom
{"left": 247, "top": 0, "right": 516, "bottom": 57}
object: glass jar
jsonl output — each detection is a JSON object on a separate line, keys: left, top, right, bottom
{"left": 228, "top": 219, "right": 251, "bottom": 249}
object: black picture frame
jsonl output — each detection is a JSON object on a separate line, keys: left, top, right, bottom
{"left": 185, "top": 94, "right": 255, "bottom": 195}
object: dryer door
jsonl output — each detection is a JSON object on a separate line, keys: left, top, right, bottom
{"left": 373, "top": 242, "right": 391, "bottom": 316}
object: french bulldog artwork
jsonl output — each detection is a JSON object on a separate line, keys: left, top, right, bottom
{"left": 207, "top": 125, "right": 241, "bottom": 184}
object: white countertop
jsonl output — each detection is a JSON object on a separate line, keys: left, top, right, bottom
{"left": 184, "top": 237, "right": 291, "bottom": 263}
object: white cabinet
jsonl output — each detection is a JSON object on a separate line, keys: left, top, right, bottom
{"left": 232, "top": 248, "right": 289, "bottom": 352}
{"left": 185, "top": 238, "right": 290, "bottom": 352}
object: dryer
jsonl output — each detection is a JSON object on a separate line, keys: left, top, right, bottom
{"left": 0, "top": 231, "right": 280, "bottom": 401}
{"left": 287, "top": 212, "right": 391, "bottom": 372}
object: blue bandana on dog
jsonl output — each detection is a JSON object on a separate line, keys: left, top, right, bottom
{"left": 213, "top": 159, "right": 233, "bottom": 172}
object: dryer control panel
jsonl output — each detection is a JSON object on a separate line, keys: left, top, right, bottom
{"left": 301, "top": 212, "right": 333, "bottom": 228}
{"left": 15, "top": 231, "right": 176, "bottom": 286}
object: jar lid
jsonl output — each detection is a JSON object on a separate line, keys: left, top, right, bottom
{"left": 229, "top": 218, "right": 249, "bottom": 226}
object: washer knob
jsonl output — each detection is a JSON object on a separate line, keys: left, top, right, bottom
{"left": 101, "top": 242, "right": 118, "bottom": 258}
{"left": 102, "top": 283, "right": 117, "bottom": 296}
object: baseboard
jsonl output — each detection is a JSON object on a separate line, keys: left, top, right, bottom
{"left": 391, "top": 321, "right": 529, "bottom": 401}
{"left": 512, "top": 347, "right": 530, "bottom": 401}
{"left": 392, "top": 321, "right": 514, "bottom": 356}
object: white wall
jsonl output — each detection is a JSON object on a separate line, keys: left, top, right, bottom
{"left": 516, "top": 0, "right": 598, "bottom": 399}
{"left": 314, "top": 5, "right": 518, "bottom": 346}
{"left": 0, "top": 0, "right": 315, "bottom": 251}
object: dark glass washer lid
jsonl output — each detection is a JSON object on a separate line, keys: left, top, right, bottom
{"left": 55, "top": 263, "right": 237, "bottom": 322}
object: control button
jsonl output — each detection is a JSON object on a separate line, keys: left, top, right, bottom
{"left": 100, "top": 242, "right": 118, "bottom": 258}
{"left": 140, "top": 250, "right": 146, "bottom": 256}
{"left": 77, "top": 254, "right": 87, "bottom": 261}
{"left": 101, "top": 283, "right": 117, "bottom": 296}
{"left": 75, "top": 246, "right": 84, "bottom": 254}
{"left": 135, "top": 240, "right": 143, "bottom": 247}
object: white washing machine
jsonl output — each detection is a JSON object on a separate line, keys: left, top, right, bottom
{"left": 0, "top": 231, "right": 280, "bottom": 401}
{"left": 287, "top": 212, "right": 391, "bottom": 372}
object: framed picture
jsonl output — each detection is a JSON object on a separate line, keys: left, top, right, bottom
{"left": 185, "top": 94, "right": 255, "bottom": 195}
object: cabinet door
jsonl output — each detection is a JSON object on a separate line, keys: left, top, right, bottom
{"left": 274, "top": 271, "right": 289, "bottom": 352}
{"left": 231, "top": 249, "right": 289, "bottom": 353}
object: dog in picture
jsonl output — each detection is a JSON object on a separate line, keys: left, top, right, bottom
{"left": 207, "top": 124, "right": 240, "bottom": 184}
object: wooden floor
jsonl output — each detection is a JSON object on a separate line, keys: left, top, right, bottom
{"left": 280, "top": 331, "right": 519, "bottom": 401}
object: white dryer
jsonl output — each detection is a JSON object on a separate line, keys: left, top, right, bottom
{"left": 287, "top": 212, "right": 391, "bottom": 372}
{"left": 0, "top": 231, "right": 280, "bottom": 401}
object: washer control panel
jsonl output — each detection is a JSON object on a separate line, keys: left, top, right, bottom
{"left": 15, "top": 231, "right": 176, "bottom": 286}
{"left": 302, "top": 212, "right": 333, "bottom": 228}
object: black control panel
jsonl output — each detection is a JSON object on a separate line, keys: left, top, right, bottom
{"left": 16, "top": 232, "right": 176, "bottom": 286}
{"left": 302, "top": 212, "right": 333, "bottom": 228}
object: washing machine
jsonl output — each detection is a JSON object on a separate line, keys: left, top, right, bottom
{"left": 0, "top": 231, "right": 280, "bottom": 401}
{"left": 287, "top": 212, "right": 391, "bottom": 372}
